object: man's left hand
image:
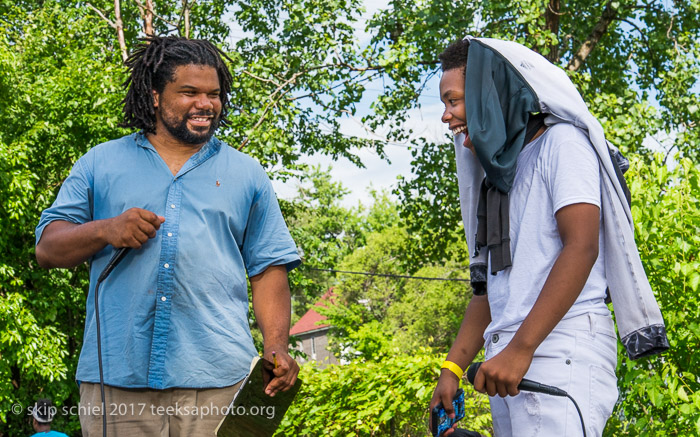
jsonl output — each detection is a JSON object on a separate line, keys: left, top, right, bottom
{"left": 263, "top": 348, "right": 299, "bottom": 397}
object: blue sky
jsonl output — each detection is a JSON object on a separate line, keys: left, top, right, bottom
{"left": 270, "top": 83, "right": 449, "bottom": 208}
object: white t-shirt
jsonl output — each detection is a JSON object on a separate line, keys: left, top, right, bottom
{"left": 483, "top": 123, "right": 610, "bottom": 339}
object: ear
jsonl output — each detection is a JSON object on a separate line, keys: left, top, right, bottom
{"left": 152, "top": 89, "right": 159, "bottom": 108}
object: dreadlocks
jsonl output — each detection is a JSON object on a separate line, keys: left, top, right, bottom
{"left": 439, "top": 38, "right": 470, "bottom": 74}
{"left": 120, "top": 36, "right": 234, "bottom": 134}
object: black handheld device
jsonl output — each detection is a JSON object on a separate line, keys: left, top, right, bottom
{"left": 466, "top": 362, "right": 567, "bottom": 396}
{"left": 431, "top": 388, "right": 465, "bottom": 437}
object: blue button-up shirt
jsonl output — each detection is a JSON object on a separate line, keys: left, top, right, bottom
{"left": 36, "top": 133, "right": 300, "bottom": 389}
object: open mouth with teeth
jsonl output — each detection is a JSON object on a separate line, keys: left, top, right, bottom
{"left": 188, "top": 114, "right": 215, "bottom": 128}
{"left": 451, "top": 125, "right": 467, "bottom": 136}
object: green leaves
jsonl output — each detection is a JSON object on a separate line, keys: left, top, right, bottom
{"left": 317, "top": 215, "right": 471, "bottom": 362}
{"left": 0, "top": 4, "right": 122, "bottom": 434}
{"left": 275, "top": 353, "right": 492, "bottom": 436}
{"left": 606, "top": 154, "right": 700, "bottom": 435}
{"left": 394, "top": 138, "right": 466, "bottom": 265}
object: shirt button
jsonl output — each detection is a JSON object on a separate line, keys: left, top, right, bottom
{"left": 164, "top": 263, "right": 170, "bottom": 268}
{"left": 167, "top": 233, "right": 173, "bottom": 237}
{"left": 170, "top": 204, "right": 175, "bottom": 209}
{"left": 492, "top": 334, "right": 499, "bottom": 343}
{"left": 161, "top": 296, "right": 167, "bottom": 302}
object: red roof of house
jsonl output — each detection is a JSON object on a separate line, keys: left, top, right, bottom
{"left": 289, "top": 289, "right": 335, "bottom": 335}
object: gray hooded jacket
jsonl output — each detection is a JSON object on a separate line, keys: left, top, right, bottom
{"left": 455, "top": 37, "right": 669, "bottom": 360}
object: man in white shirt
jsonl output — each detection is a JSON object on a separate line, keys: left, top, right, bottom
{"left": 429, "top": 38, "right": 618, "bottom": 437}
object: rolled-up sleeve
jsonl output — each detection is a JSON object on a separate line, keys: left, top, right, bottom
{"left": 241, "top": 167, "right": 300, "bottom": 277}
{"left": 35, "top": 154, "right": 94, "bottom": 245}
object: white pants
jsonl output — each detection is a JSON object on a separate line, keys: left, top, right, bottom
{"left": 485, "top": 312, "right": 618, "bottom": 437}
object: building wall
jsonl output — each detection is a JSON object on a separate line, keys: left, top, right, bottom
{"left": 295, "top": 329, "right": 338, "bottom": 367}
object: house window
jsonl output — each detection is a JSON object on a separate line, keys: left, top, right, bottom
{"left": 311, "top": 337, "right": 317, "bottom": 358}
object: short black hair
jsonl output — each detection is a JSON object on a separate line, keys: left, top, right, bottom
{"left": 33, "top": 398, "right": 54, "bottom": 424}
{"left": 120, "top": 36, "right": 234, "bottom": 134}
{"left": 439, "top": 38, "right": 470, "bottom": 72}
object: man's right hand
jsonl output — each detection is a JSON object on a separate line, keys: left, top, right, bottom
{"left": 105, "top": 208, "right": 165, "bottom": 249}
{"left": 429, "top": 369, "right": 461, "bottom": 436}
{"left": 36, "top": 208, "right": 165, "bottom": 269}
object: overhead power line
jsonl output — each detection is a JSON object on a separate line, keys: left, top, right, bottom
{"left": 308, "top": 268, "right": 469, "bottom": 282}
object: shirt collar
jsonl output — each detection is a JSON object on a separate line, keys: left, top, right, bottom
{"left": 133, "top": 131, "right": 221, "bottom": 177}
{"left": 133, "top": 131, "right": 221, "bottom": 156}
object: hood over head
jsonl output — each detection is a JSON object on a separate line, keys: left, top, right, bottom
{"left": 465, "top": 38, "right": 541, "bottom": 193}
{"left": 456, "top": 36, "right": 668, "bottom": 360}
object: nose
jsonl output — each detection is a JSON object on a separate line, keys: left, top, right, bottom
{"left": 441, "top": 107, "right": 451, "bottom": 124}
{"left": 195, "top": 94, "right": 214, "bottom": 110}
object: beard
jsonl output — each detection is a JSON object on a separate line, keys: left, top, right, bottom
{"left": 159, "top": 109, "right": 220, "bottom": 145}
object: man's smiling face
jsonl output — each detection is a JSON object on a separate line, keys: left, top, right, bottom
{"left": 439, "top": 67, "right": 474, "bottom": 154}
{"left": 152, "top": 64, "right": 222, "bottom": 147}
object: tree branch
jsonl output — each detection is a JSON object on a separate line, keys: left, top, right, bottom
{"left": 86, "top": 3, "right": 116, "bottom": 29}
{"left": 134, "top": 0, "right": 180, "bottom": 30}
{"left": 289, "top": 70, "right": 383, "bottom": 102}
{"left": 235, "top": 56, "right": 437, "bottom": 149}
{"left": 662, "top": 141, "right": 677, "bottom": 166}
{"left": 566, "top": 1, "right": 619, "bottom": 71}
{"left": 618, "top": 17, "right": 653, "bottom": 54}
{"left": 238, "top": 71, "right": 305, "bottom": 150}
{"left": 86, "top": 1, "right": 127, "bottom": 61}
{"left": 135, "top": 0, "right": 147, "bottom": 23}
{"left": 181, "top": 0, "right": 194, "bottom": 39}
{"left": 242, "top": 70, "right": 281, "bottom": 86}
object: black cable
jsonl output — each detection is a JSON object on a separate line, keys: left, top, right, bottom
{"left": 467, "top": 362, "right": 587, "bottom": 436}
{"left": 566, "top": 393, "right": 587, "bottom": 437}
{"left": 95, "top": 247, "right": 130, "bottom": 437}
{"left": 308, "top": 268, "right": 470, "bottom": 282}
{"left": 94, "top": 279, "right": 107, "bottom": 437}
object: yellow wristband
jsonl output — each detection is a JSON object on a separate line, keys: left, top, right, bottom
{"left": 441, "top": 360, "right": 464, "bottom": 380}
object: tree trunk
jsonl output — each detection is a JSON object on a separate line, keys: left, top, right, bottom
{"left": 545, "top": 0, "right": 561, "bottom": 62}
{"left": 567, "top": 1, "right": 618, "bottom": 71}
{"left": 184, "top": 0, "right": 191, "bottom": 39}
{"left": 114, "top": 0, "right": 128, "bottom": 62}
{"left": 144, "top": 0, "right": 155, "bottom": 36}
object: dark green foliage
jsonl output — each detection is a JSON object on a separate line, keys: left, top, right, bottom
{"left": 0, "top": 4, "right": 128, "bottom": 434}
{"left": 319, "top": 220, "right": 471, "bottom": 361}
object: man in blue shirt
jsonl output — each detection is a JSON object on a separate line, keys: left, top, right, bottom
{"left": 35, "top": 36, "right": 301, "bottom": 436}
